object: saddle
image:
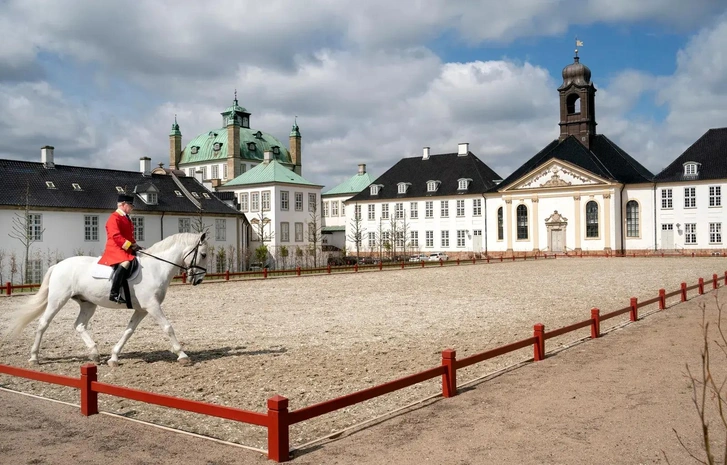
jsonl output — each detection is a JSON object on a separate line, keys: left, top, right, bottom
{"left": 91, "top": 258, "right": 140, "bottom": 309}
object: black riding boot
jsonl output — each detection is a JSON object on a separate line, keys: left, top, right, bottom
{"left": 109, "top": 265, "right": 129, "bottom": 304}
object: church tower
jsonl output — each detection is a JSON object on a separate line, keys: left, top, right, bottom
{"left": 558, "top": 48, "right": 597, "bottom": 149}
{"left": 289, "top": 118, "right": 302, "bottom": 176}
{"left": 169, "top": 116, "right": 182, "bottom": 170}
{"left": 222, "top": 92, "right": 248, "bottom": 181}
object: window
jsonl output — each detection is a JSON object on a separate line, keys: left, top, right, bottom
{"left": 395, "top": 203, "right": 404, "bottom": 219}
{"left": 457, "top": 230, "right": 466, "bottom": 247}
{"left": 28, "top": 214, "right": 43, "bottom": 241}
{"left": 397, "top": 183, "right": 409, "bottom": 194}
{"left": 26, "top": 259, "right": 42, "bottom": 284}
{"left": 223, "top": 163, "right": 228, "bottom": 180}
{"left": 425, "top": 201, "right": 433, "bottom": 219}
{"left": 427, "top": 181, "right": 439, "bottom": 192}
{"left": 382, "top": 231, "right": 390, "bottom": 246}
{"left": 132, "top": 217, "right": 144, "bottom": 241}
{"left": 370, "top": 185, "right": 381, "bottom": 195}
{"left": 491, "top": 206, "right": 502, "bottom": 241}
{"left": 473, "top": 198, "right": 482, "bottom": 216}
{"left": 175, "top": 190, "right": 183, "bottom": 197}
{"left": 215, "top": 254, "right": 225, "bottom": 273}
{"left": 710, "top": 223, "right": 722, "bottom": 244}
{"left": 145, "top": 193, "right": 158, "bottom": 204}
{"left": 215, "top": 219, "right": 226, "bottom": 241}
{"left": 240, "top": 193, "right": 249, "bottom": 211}
{"left": 456, "top": 200, "right": 465, "bottom": 217}
{"left": 45, "top": 181, "right": 56, "bottom": 189}
{"left": 295, "top": 192, "right": 303, "bottom": 211}
{"left": 368, "top": 232, "right": 376, "bottom": 248}
{"left": 440, "top": 200, "right": 449, "bottom": 218}
{"left": 202, "top": 166, "right": 208, "bottom": 180}
{"left": 410, "top": 202, "right": 418, "bottom": 219}
{"left": 626, "top": 201, "right": 639, "bottom": 238}
{"left": 457, "top": 179, "right": 470, "bottom": 190}
{"left": 586, "top": 201, "right": 599, "bottom": 238}
{"left": 426, "top": 231, "right": 434, "bottom": 247}
{"left": 294, "top": 222, "right": 304, "bottom": 242}
{"left": 323, "top": 201, "right": 329, "bottom": 217}
{"left": 191, "top": 192, "right": 200, "bottom": 198}
{"left": 309, "top": 193, "right": 317, "bottom": 212}
{"left": 516, "top": 205, "right": 528, "bottom": 240}
{"left": 710, "top": 186, "right": 722, "bottom": 207}
{"left": 211, "top": 164, "right": 219, "bottom": 179}
{"left": 202, "top": 193, "right": 210, "bottom": 200}
{"left": 684, "top": 187, "right": 696, "bottom": 208}
{"left": 368, "top": 204, "right": 375, "bottom": 221}
{"left": 354, "top": 204, "right": 361, "bottom": 220}
{"left": 410, "top": 231, "right": 419, "bottom": 247}
{"left": 332, "top": 201, "right": 339, "bottom": 216}
{"left": 685, "top": 223, "right": 696, "bottom": 244}
{"left": 261, "top": 191, "right": 271, "bottom": 211}
{"left": 240, "top": 163, "right": 247, "bottom": 174}
{"left": 281, "top": 191, "right": 289, "bottom": 210}
{"left": 382, "top": 204, "right": 389, "bottom": 220}
{"left": 116, "top": 186, "right": 125, "bottom": 193}
{"left": 72, "top": 183, "right": 82, "bottom": 191}
{"left": 441, "top": 230, "right": 450, "bottom": 248}
{"left": 281, "top": 222, "right": 290, "bottom": 242}
{"left": 84, "top": 215, "right": 99, "bottom": 241}
{"left": 684, "top": 162, "right": 699, "bottom": 176}
{"left": 661, "top": 189, "right": 672, "bottom": 209}
{"left": 251, "top": 192, "right": 260, "bottom": 211}
{"left": 396, "top": 231, "right": 405, "bottom": 248}
{"left": 179, "top": 218, "right": 191, "bottom": 233}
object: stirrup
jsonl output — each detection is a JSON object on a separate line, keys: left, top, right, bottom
{"left": 110, "top": 294, "right": 127, "bottom": 304}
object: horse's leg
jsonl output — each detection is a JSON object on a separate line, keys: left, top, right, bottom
{"left": 29, "top": 292, "right": 71, "bottom": 365}
{"left": 146, "top": 304, "right": 190, "bottom": 365}
{"left": 73, "top": 300, "right": 99, "bottom": 363}
{"left": 108, "top": 309, "right": 147, "bottom": 367}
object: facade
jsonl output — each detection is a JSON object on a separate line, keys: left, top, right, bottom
{"left": 321, "top": 164, "right": 376, "bottom": 252}
{"left": 0, "top": 147, "right": 246, "bottom": 284}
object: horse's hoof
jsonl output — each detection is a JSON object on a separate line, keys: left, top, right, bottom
{"left": 107, "top": 359, "right": 119, "bottom": 368}
{"left": 177, "top": 356, "right": 191, "bottom": 366}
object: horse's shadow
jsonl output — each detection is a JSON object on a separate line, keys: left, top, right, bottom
{"left": 40, "top": 345, "right": 287, "bottom": 365}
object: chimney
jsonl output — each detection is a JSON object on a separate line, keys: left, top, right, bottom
{"left": 263, "top": 150, "right": 273, "bottom": 164}
{"left": 210, "top": 179, "right": 222, "bottom": 188}
{"left": 41, "top": 145, "right": 55, "bottom": 169}
{"left": 422, "top": 146, "right": 430, "bottom": 160}
{"left": 140, "top": 157, "right": 152, "bottom": 176}
{"left": 458, "top": 142, "right": 469, "bottom": 156}
{"left": 358, "top": 163, "right": 366, "bottom": 175}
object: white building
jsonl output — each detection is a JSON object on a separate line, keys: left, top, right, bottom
{"left": 322, "top": 164, "right": 376, "bottom": 253}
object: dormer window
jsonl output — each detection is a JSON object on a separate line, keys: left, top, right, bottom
{"left": 202, "top": 193, "right": 211, "bottom": 199}
{"left": 242, "top": 116, "right": 249, "bottom": 128}
{"left": 190, "top": 146, "right": 199, "bottom": 154}
{"left": 254, "top": 131, "right": 264, "bottom": 139}
{"left": 191, "top": 192, "right": 200, "bottom": 198}
{"left": 174, "top": 190, "right": 183, "bottom": 197}
{"left": 370, "top": 184, "right": 383, "bottom": 196}
{"left": 397, "top": 182, "right": 411, "bottom": 194}
{"left": 247, "top": 142, "right": 256, "bottom": 151}
{"left": 272, "top": 146, "right": 280, "bottom": 155}
{"left": 213, "top": 142, "right": 222, "bottom": 151}
{"left": 46, "top": 181, "right": 56, "bottom": 189}
{"left": 208, "top": 131, "right": 218, "bottom": 137}
{"left": 140, "top": 192, "right": 158, "bottom": 205}
{"left": 116, "top": 186, "right": 125, "bottom": 193}
{"left": 457, "top": 178, "right": 472, "bottom": 190}
{"left": 684, "top": 162, "right": 700, "bottom": 177}
{"left": 426, "top": 180, "right": 440, "bottom": 192}
{"left": 72, "top": 183, "right": 82, "bottom": 191}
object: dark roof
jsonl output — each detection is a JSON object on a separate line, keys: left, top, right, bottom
{"left": 0, "top": 159, "right": 243, "bottom": 216}
{"left": 653, "top": 128, "right": 727, "bottom": 182}
{"left": 493, "top": 135, "right": 654, "bottom": 191}
{"left": 347, "top": 151, "right": 502, "bottom": 202}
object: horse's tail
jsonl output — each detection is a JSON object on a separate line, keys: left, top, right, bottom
{"left": 4, "top": 265, "right": 54, "bottom": 339}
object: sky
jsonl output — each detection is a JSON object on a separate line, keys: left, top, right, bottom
{"left": 1, "top": 0, "right": 726, "bottom": 191}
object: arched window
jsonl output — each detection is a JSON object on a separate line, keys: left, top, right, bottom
{"left": 626, "top": 201, "right": 639, "bottom": 238}
{"left": 516, "top": 205, "right": 528, "bottom": 240}
{"left": 497, "top": 207, "right": 504, "bottom": 241}
{"left": 566, "top": 94, "right": 581, "bottom": 114}
{"left": 586, "top": 201, "right": 599, "bottom": 238}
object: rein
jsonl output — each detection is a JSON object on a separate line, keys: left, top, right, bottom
{"left": 137, "top": 237, "right": 207, "bottom": 276}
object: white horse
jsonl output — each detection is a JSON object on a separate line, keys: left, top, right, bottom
{"left": 5, "top": 232, "right": 208, "bottom": 367}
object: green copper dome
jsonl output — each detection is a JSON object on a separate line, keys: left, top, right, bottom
{"left": 179, "top": 127, "right": 292, "bottom": 164}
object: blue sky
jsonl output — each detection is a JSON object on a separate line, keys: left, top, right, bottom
{"left": 1, "top": 1, "right": 726, "bottom": 189}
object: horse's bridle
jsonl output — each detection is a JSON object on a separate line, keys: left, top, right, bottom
{"left": 137, "top": 237, "right": 207, "bottom": 281}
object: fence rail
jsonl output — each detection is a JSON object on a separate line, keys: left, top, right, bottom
{"left": 1, "top": 270, "right": 726, "bottom": 462}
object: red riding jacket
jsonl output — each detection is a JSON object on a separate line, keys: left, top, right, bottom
{"left": 98, "top": 210, "right": 137, "bottom": 266}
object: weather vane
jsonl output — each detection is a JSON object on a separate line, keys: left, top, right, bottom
{"left": 575, "top": 37, "right": 584, "bottom": 57}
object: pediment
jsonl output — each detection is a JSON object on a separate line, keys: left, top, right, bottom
{"left": 503, "top": 159, "right": 609, "bottom": 191}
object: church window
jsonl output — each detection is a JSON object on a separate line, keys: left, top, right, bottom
{"left": 516, "top": 205, "right": 528, "bottom": 240}
{"left": 566, "top": 94, "right": 581, "bottom": 114}
{"left": 497, "top": 207, "right": 504, "bottom": 241}
{"left": 586, "top": 201, "right": 599, "bottom": 238}
{"left": 626, "top": 201, "right": 639, "bottom": 238}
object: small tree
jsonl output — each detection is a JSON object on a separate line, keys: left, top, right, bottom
{"left": 8, "top": 183, "right": 45, "bottom": 284}
{"left": 9, "top": 253, "right": 18, "bottom": 285}
{"left": 227, "top": 245, "right": 236, "bottom": 272}
{"left": 0, "top": 248, "right": 5, "bottom": 285}
{"left": 295, "top": 245, "right": 304, "bottom": 267}
{"left": 306, "top": 203, "right": 323, "bottom": 267}
{"left": 279, "top": 245, "right": 289, "bottom": 270}
{"left": 347, "top": 203, "right": 366, "bottom": 259}
{"left": 254, "top": 244, "right": 269, "bottom": 267}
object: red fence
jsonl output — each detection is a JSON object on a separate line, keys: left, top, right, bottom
{"left": 1, "top": 271, "right": 726, "bottom": 462}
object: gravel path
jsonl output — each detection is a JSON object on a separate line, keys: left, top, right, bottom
{"left": 0, "top": 257, "right": 724, "bottom": 450}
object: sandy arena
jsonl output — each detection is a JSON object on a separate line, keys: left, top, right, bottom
{"left": 0, "top": 257, "right": 724, "bottom": 451}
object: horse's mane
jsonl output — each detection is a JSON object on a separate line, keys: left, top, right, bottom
{"left": 144, "top": 233, "right": 203, "bottom": 255}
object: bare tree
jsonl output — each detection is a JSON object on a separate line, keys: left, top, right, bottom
{"left": 227, "top": 245, "right": 236, "bottom": 272}
{"left": 251, "top": 211, "right": 274, "bottom": 246}
{"left": 306, "top": 203, "right": 323, "bottom": 267}
{"left": 347, "top": 203, "right": 366, "bottom": 259}
{"left": 9, "top": 253, "right": 18, "bottom": 285}
{"left": 278, "top": 245, "right": 289, "bottom": 270}
{"left": 0, "top": 248, "right": 5, "bottom": 285}
{"left": 8, "top": 184, "right": 45, "bottom": 284}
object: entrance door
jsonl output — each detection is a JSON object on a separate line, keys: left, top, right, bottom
{"left": 472, "top": 230, "right": 482, "bottom": 253}
{"left": 550, "top": 228, "right": 565, "bottom": 252}
{"left": 661, "top": 224, "right": 674, "bottom": 249}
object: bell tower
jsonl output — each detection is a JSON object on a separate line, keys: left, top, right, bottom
{"left": 558, "top": 46, "right": 597, "bottom": 149}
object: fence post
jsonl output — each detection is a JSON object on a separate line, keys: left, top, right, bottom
{"left": 379, "top": 261, "right": 383, "bottom": 271}
{"left": 354, "top": 264, "right": 359, "bottom": 273}
{"left": 590, "top": 308, "right": 600, "bottom": 339}
{"left": 421, "top": 261, "right": 425, "bottom": 268}
{"left": 681, "top": 282, "right": 687, "bottom": 302}
{"left": 500, "top": 256, "right": 503, "bottom": 262}
{"left": 5, "top": 282, "right": 10, "bottom": 296}
{"left": 267, "top": 395, "right": 290, "bottom": 462}
{"left": 472, "top": 257, "right": 476, "bottom": 265}
{"left": 225, "top": 270, "right": 230, "bottom": 281}
{"left": 441, "top": 349, "right": 457, "bottom": 398}
{"left": 401, "top": 261, "right": 405, "bottom": 270}
{"left": 487, "top": 256, "right": 490, "bottom": 264}
{"left": 659, "top": 289, "right": 666, "bottom": 310}
{"left": 296, "top": 266, "right": 301, "bottom": 277}
{"left": 699, "top": 278, "right": 704, "bottom": 295}
{"left": 533, "top": 323, "right": 545, "bottom": 361}
{"left": 512, "top": 255, "right": 515, "bottom": 262}
{"left": 327, "top": 264, "right": 331, "bottom": 274}
{"left": 182, "top": 272, "right": 187, "bottom": 284}
{"left": 440, "top": 259, "right": 443, "bottom": 267}
{"left": 80, "top": 363, "right": 98, "bottom": 416}
{"left": 263, "top": 268, "right": 268, "bottom": 279}
{"left": 630, "top": 297, "right": 638, "bottom": 322}
{"left": 456, "top": 258, "right": 460, "bottom": 266}
{"left": 713, "top": 274, "right": 718, "bottom": 289}
{"left": 724, "top": 271, "right": 727, "bottom": 286}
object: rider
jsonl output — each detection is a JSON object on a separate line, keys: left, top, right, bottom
{"left": 99, "top": 193, "right": 142, "bottom": 304}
